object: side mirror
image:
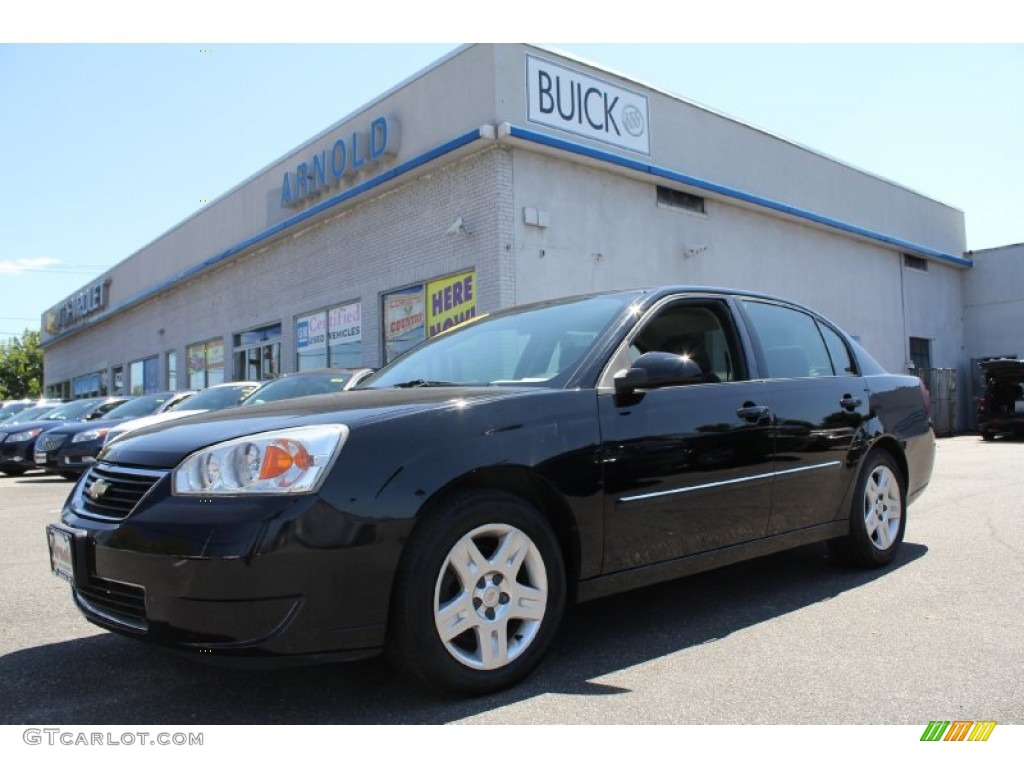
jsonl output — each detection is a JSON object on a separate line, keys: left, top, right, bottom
{"left": 614, "top": 352, "right": 704, "bottom": 396}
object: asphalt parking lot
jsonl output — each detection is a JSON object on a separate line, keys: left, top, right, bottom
{"left": 1, "top": 435, "right": 1021, "bottom": 725}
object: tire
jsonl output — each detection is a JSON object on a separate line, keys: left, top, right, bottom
{"left": 981, "top": 430, "right": 994, "bottom": 442}
{"left": 828, "top": 450, "right": 907, "bottom": 568}
{"left": 59, "top": 472, "right": 80, "bottom": 481}
{"left": 0, "top": 468, "right": 27, "bottom": 477}
{"left": 387, "top": 490, "right": 566, "bottom": 696}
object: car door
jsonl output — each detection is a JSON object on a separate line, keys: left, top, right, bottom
{"left": 736, "top": 299, "right": 869, "bottom": 534}
{"left": 598, "top": 296, "right": 775, "bottom": 573}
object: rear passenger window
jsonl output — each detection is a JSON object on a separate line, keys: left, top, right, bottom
{"left": 742, "top": 301, "right": 833, "bottom": 379}
{"left": 818, "top": 322, "right": 857, "bottom": 376}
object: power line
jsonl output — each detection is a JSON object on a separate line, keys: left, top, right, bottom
{"left": 1, "top": 267, "right": 111, "bottom": 275}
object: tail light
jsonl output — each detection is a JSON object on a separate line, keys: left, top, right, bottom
{"left": 977, "top": 395, "right": 987, "bottom": 414}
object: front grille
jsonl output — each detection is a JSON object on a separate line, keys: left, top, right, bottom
{"left": 76, "top": 463, "right": 167, "bottom": 521}
{"left": 75, "top": 577, "right": 147, "bottom": 632}
{"left": 36, "top": 432, "right": 68, "bottom": 452}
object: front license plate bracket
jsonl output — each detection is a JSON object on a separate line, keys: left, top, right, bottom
{"left": 47, "top": 524, "right": 88, "bottom": 588}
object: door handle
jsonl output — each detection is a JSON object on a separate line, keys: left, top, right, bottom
{"left": 736, "top": 404, "right": 771, "bottom": 422}
{"left": 840, "top": 395, "right": 862, "bottom": 411}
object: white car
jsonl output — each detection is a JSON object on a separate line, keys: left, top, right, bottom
{"left": 103, "top": 382, "right": 260, "bottom": 446}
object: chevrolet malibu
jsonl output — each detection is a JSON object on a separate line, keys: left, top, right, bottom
{"left": 47, "top": 287, "right": 935, "bottom": 694}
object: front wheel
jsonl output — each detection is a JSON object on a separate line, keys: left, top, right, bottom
{"left": 828, "top": 451, "right": 907, "bottom": 568}
{"left": 387, "top": 490, "right": 566, "bottom": 695}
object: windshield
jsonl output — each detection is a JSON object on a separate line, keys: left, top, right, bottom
{"left": 105, "top": 394, "right": 176, "bottom": 419}
{"left": 172, "top": 384, "right": 256, "bottom": 411}
{"left": 364, "top": 293, "right": 635, "bottom": 389}
{"left": 0, "top": 403, "right": 30, "bottom": 420}
{"left": 4, "top": 405, "right": 57, "bottom": 424}
{"left": 242, "top": 373, "right": 352, "bottom": 405}
{"left": 40, "top": 398, "right": 106, "bottom": 421}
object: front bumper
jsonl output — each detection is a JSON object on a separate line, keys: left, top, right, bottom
{"left": 53, "top": 464, "right": 410, "bottom": 662}
{"left": 1, "top": 439, "right": 37, "bottom": 470}
{"left": 979, "top": 416, "right": 1024, "bottom": 435}
{"left": 37, "top": 439, "right": 103, "bottom": 474}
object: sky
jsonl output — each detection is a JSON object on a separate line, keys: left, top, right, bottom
{"left": 1, "top": 9, "right": 1022, "bottom": 343}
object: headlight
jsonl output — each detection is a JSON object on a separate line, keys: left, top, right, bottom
{"left": 72, "top": 428, "right": 109, "bottom": 443}
{"left": 173, "top": 425, "right": 348, "bottom": 496}
{"left": 8, "top": 428, "right": 43, "bottom": 442}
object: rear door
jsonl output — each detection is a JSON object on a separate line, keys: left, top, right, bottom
{"left": 736, "top": 299, "right": 869, "bottom": 534}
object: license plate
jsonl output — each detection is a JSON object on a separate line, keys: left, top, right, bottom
{"left": 34, "top": 452, "right": 47, "bottom": 465}
{"left": 47, "top": 526, "right": 75, "bottom": 584}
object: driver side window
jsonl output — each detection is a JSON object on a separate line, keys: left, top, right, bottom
{"left": 630, "top": 301, "right": 743, "bottom": 383}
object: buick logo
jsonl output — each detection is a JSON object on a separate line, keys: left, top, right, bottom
{"left": 88, "top": 478, "right": 111, "bottom": 500}
{"left": 622, "top": 104, "right": 646, "bottom": 137}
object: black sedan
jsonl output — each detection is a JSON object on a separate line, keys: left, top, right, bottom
{"left": 0, "top": 396, "right": 129, "bottom": 476}
{"left": 34, "top": 391, "right": 195, "bottom": 479}
{"left": 47, "top": 287, "right": 935, "bottom": 694}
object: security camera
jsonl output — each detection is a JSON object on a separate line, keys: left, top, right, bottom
{"left": 446, "top": 217, "right": 470, "bottom": 236}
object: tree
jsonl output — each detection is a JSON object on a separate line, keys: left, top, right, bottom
{"left": 0, "top": 329, "right": 44, "bottom": 399}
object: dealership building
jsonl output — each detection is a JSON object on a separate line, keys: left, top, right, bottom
{"left": 42, "top": 43, "right": 999, "bottom": 430}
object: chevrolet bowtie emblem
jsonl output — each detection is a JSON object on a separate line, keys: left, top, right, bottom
{"left": 88, "top": 478, "right": 111, "bottom": 500}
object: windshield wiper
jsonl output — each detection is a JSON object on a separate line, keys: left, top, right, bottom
{"left": 391, "top": 379, "right": 461, "bottom": 388}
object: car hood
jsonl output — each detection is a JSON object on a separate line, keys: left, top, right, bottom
{"left": 107, "top": 409, "right": 211, "bottom": 437}
{"left": 0, "top": 419, "right": 75, "bottom": 435}
{"left": 43, "top": 414, "right": 146, "bottom": 436}
{"left": 102, "top": 386, "right": 548, "bottom": 468}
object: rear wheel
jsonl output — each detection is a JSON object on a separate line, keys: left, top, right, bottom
{"left": 981, "top": 429, "right": 994, "bottom": 442}
{"left": 387, "top": 490, "right": 566, "bottom": 695}
{"left": 829, "top": 450, "right": 906, "bottom": 568}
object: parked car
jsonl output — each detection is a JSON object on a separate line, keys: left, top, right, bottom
{"left": 1, "top": 403, "right": 63, "bottom": 425}
{"left": 977, "top": 358, "right": 1024, "bottom": 441}
{"left": 0, "top": 397, "right": 130, "bottom": 476}
{"left": 33, "top": 391, "right": 195, "bottom": 479}
{"left": 0, "top": 399, "right": 64, "bottom": 424}
{"left": 0, "top": 400, "right": 35, "bottom": 424}
{"left": 239, "top": 368, "right": 375, "bottom": 406}
{"left": 47, "top": 287, "right": 935, "bottom": 694}
{"left": 100, "top": 381, "right": 261, "bottom": 449}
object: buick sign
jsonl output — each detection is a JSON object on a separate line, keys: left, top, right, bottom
{"left": 527, "top": 55, "right": 650, "bottom": 155}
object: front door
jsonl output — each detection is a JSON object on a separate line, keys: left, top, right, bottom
{"left": 598, "top": 298, "right": 775, "bottom": 573}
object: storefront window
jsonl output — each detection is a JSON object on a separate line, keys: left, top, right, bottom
{"left": 297, "top": 301, "right": 362, "bottom": 371}
{"left": 296, "top": 311, "right": 328, "bottom": 370}
{"left": 46, "top": 381, "right": 70, "bottom": 399}
{"left": 129, "top": 356, "right": 159, "bottom": 395}
{"left": 167, "top": 350, "right": 177, "bottom": 390}
{"left": 111, "top": 365, "right": 124, "bottom": 396}
{"left": 383, "top": 285, "right": 425, "bottom": 363}
{"left": 233, "top": 324, "right": 281, "bottom": 381}
{"left": 72, "top": 371, "right": 107, "bottom": 398}
{"left": 188, "top": 338, "right": 225, "bottom": 389}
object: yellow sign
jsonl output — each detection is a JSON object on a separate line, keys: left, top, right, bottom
{"left": 426, "top": 270, "right": 477, "bottom": 338}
